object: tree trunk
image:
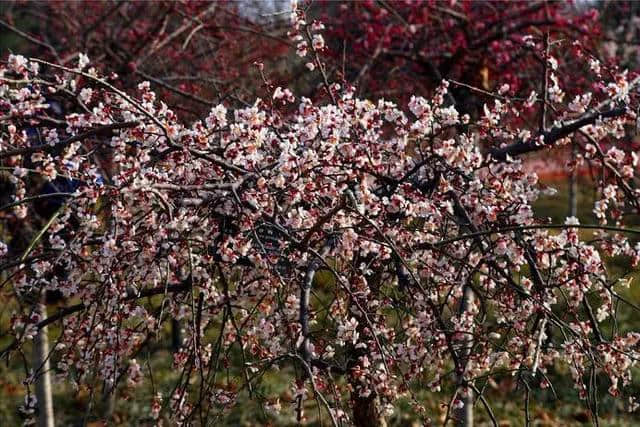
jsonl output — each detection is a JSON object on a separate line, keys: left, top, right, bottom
{"left": 455, "top": 286, "right": 475, "bottom": 427}
{"left": 102, "top": 384, "right": 116, "bottom": 422}
{"left": 352, "top": 392, "right": 387, "bottom": 427}
{"left": 568, "top": 142, "right": 578, "bottom": 218}
{"left": 34, "top": 301, "right": 55, "bottom": 427}
{"left": 454, "top": 389, "right": 474, "bottom": 427}
{"left": 171, "top": 318, "right": 182, "bottom": 351}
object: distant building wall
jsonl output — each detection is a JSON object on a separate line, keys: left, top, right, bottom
{"left": 236, "top": 0, "right": 296, "bottom": 24}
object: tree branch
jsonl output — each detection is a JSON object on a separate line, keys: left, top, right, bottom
{"left": 488, "top": 107, "right": 628, "bottom": 161}
{"left": 0, "top": 121, "right": 139, "bottom": 159}
{"left": 415, "top": 223, "right": 640, "bottom": 250}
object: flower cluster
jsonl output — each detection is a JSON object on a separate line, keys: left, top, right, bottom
{"left": 1, "top": 43, "right": 640, "bottom": 425}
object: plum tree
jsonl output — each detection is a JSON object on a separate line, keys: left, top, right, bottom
{"left": 1, "top": 2, "right": 640, "bottom": 426}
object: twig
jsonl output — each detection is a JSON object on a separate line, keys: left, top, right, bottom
{"left": 0, "top": 280, "right": 193, "bottom": 359}
{"left": 415, "top": 223, "right": 640, "bottom": 250}
{"left": 29, "top": 58, "right": 172, "bottom": 142}
{"left": 0, "top": 19, "right": 59, "bottom": 60}
{"left": 304, "top": 26, "right": 337, "bottom": 104}
{"left": 488, "top": 107, "right": 629, "bottom": 161}
{"left": 531, "top": 315, "right": 547, "bottom": 376}
{"left": 136, "top": 4, "right": 218, "bottom": 66}
{"left": 0, "top": 192, "right": 75, "bottom": 212}
{"left": 134, "top": 70, "right": 215, "bottom": 106}
{"left": 0, "top": 121, "right": 139, "bottom": 159}
{"left": 290, "top": 353, "right": 339, "bottom": 427}
{"left": 540, "top": 32, "right": 550, "bottom": 132}
{"left": 299, "top": 242, "right": 332, "bottom": 367}
{"left": 470, "top": 383, "right": 498, "bottom": 427}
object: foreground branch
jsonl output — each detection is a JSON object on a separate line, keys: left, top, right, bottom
{"left": 488, "top": 107, "right": 628, "bottom": 161}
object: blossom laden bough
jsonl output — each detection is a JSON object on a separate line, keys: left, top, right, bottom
{"left": 1, "top": 11, "right": 640, "bottom": 425}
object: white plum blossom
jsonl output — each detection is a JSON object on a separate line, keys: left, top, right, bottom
{"left": 312, "top": 34, "right": 325, "bottom": 50}
{"left": 206, "top": 104, "right": 228, "bottom": 129}
{"left": 77, "top": 53, "right": 90, "bottom": 70}
{"left": 79, "top": 87, "right": 93, "bottom": 104}
{"left": 548, "top": 73, "right": 565, "bottom": 103}
{"left": 568, "top": 92, "right": 592, "bottom": 113}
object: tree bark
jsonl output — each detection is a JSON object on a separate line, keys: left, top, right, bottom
{"left": 454, "top": 390, "right": 474, "bottom": 427}
{"left": 34, "top": 301, "right": 55, "bottom": 427}
{"left": 102, "top": 384, "right": 116, "bottom": 422}
{"left": 455, "top": 286, "right": 475, "bottom": 427}
{"left": 171, "top": 318, "right": 182, "bottom": 351}
{"left": 568, "top": 142, "right": 578, "bottom": 218}
{"left": 352, "top": 392, "right": 387, "bottom": 427}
